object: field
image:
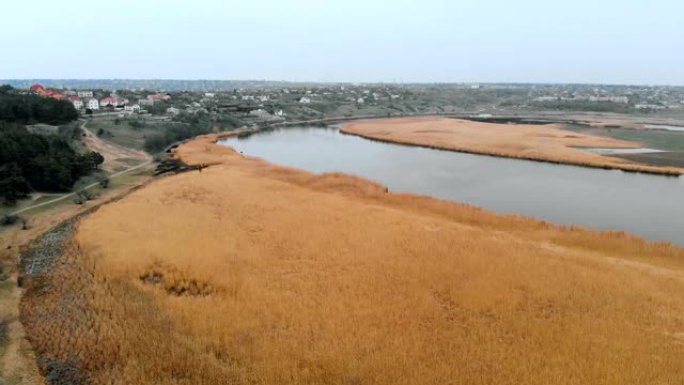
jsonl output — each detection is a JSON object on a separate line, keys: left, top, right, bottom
{"left": 18, "top": 134, "right": 684, "bottom": 385}
{"left": 340, "top": 116, "right": 684, "bottom": 175}
{"left": 84, "top": 116, "right": 167, "bottom": 150}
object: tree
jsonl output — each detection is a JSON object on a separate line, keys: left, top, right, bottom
{"left": 98, "top": 176, "right": 110, "bottom": 188}
{"left": 0, "top": 163, "right": 31, "bottom": 206}
{"left": 88, "top": 152, "right": 105, "bottom": 169}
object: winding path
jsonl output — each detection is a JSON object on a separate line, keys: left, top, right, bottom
{"left": 10, "top": 120, "right": 154, "bottom": 216}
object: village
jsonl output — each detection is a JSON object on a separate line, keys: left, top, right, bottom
{"left": 18, "top": 81, "right": 684, "bottom": 137}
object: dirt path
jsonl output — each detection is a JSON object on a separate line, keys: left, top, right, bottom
{"left": 80, "top": 120, "right": 152, "bottom": 172}
{"left": 9, "top": 122, "right": 155, "bottom": 217}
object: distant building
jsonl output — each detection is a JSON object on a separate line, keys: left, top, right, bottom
{"left": 124, "top": 104, "right": 141, "bottom": 113}
{"left": 299, "top": 97, "right": 311, "bottom": 104}
{"left": 534, "top": 96, "right": 559, "bottom": 102}
{"left": 77, "top": 90, "right": 94, "bottom": 98}
{"left": 69, "top": 96, "right": 83, "bottom": 109}
{"left": 636, "top": 104, "right": 666, "bottom": 110}
{"left": 166, "top": 107, "right": 180, "bottom": 115}
{"left": 588, "top": 96, "right": 629, "bottom": 104}
{"left": 87, "top": 98, "right": 100, "bottom": 110}
{"left": 138, "top": 98, "right": 154, "bottom": 106}
{"left": 148, "top": 93, "right": 171, "bottom": 102}
{"left": 356, "top": 97, "right": 365, "bottom": 104}
{"left": 29, "top": 84, "right": 45, "bottom": 93}
{"left": 204, "top": 92, "right": 215, "bottom": 98}
{"left": 99, "top": 97, "right": 114, "bottom": 107}
{"left": 100, "top": 96, "right": 128, "bottom": 108}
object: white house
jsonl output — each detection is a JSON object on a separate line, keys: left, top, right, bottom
{"left": 204, "top": 92, "right": 215, "bottom": 98}
{"left": 166, "top": 107, "right": 180, "bottom": 115}
{"left": 124, "top": 104, "right": 141, "bottom": 113}
{"left": 87, "top": 98, "right": 100, "bottom": 110}
{"left": 77, "top": 90, "right": 94, "bottom": 98}
{"left": 72, "top": 100, "right": 84, "bottom": 110}
{"left": 299, "top": 97, "right": 311, "bottom": 104}
{"left": 356, "top": 97, "right": 365, "bottom": 104}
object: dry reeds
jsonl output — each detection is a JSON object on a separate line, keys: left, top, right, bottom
{"left": 19, "top": 136, "right": 684, "bottom": 385}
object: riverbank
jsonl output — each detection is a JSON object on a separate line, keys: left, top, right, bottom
{"left": 340, "top": 116, "right": 684, "bottom": 176}
{"left": 18, "top": 133, "right": 684, "bottom": 384}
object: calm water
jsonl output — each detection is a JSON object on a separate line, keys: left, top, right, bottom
{"left": 221, "top": 127, "right": 684, "bottom": 245}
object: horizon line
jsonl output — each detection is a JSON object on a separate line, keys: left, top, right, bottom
{"left": 2, "top": 79, "right": 684, "bottom": 88}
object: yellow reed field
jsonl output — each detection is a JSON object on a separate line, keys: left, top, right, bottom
{"left": 20, "top": 135, "right": 684, "bottom": 385}
{"left": 341, "top": 117, "right": 684, "bottom": 175}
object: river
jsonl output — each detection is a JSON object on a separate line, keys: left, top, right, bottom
{"left": 221, "top": 126, "right": 684, "bottom": 245}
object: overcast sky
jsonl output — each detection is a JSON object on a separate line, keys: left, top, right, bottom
{"left": 2, "top": 0, "right": 683, "bottom": 85}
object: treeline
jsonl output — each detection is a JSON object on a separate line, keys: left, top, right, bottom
{"left": 143, "top": 113, "right": 242, "bottom": 153}
{"left": 0, "top": 85, "right": 78, "bottom": 125}
{"left": 0, "top": 123, "right": 103, "bottom": 206}
{"left": 530, "top": 100, "right": 633, "bottom": 113}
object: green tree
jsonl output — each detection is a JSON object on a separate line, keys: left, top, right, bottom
{"left": 0, "top": 163, "right": 31, "bottom": 206}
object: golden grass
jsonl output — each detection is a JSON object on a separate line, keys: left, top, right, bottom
{"left": 20, "top": 135, "right": 684, "bottom": 384}
{"left": 340, "top": 117, "right": 684, "bottom": 175}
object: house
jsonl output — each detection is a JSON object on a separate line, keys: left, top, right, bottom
{"left": 49, "top": 91, "right": 65, "bottom": 100}
{"left": 77, "top": 90, "right": 94, "bottom": 98}
{"left": 124, "top": 104, "right": 141, "bottom": 113}
{"left": 204, "top": 92, "right": 215, "bottom": 98}
{"left": 69, "top": 96, "right": 83, "bottom": 109}
{"left": 356, "top": 97, "right": 365, "bottom": 104}
{"left": 31, "top": 85, "right": 65, "bottom": 100}
{"left": 100, "top": 96, "right": 128, "bottom": 108}
{"left": 29, "top": 84, "right": 45, "bottom": 93}
{"left": 299, "top": 97, "right": 311, "bottom": 104}
{"left": 100, "top": 97, "right": 114, "bottom": 107}
{"left": 87, "top": 98, "right": 100, "bottom": 110}
{"left": 138, "top": 98, "right": 154, "bottom": 106}
{"left": 148, "top": 93, "right": 171, "bottom": 102}
{"left": 166, "top": 107, "right": 180, "bottom": 115}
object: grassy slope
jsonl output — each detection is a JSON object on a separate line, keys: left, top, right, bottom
{"left": 84, "top": 117, "right": 161, "bottom": 151}
{"left": 20, "top": 135, "right": 684, "bottom": 385}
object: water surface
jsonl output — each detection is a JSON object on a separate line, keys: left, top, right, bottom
{"left": 644, "top": 124, "right": 684, "bottom": 132}
{"left": 221, "top": 127, "right": 684, "bottom": 245}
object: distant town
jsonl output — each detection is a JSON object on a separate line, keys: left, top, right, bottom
{"left": 14, "top": 81, "right": 684, "bottom": 128}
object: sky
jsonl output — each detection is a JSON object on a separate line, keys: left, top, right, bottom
{"left": 2, "top": 0, "right": 684, "bottom": 85}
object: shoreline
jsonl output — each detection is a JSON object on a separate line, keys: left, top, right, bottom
{"left": 339, "top": 117, "right": 684, "bottom": 177}
{"left": 18, "top": 132, "right": 684, "bottom": 384}
{"left": 178, "top": 133, "right": 682, "bottom": 252}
